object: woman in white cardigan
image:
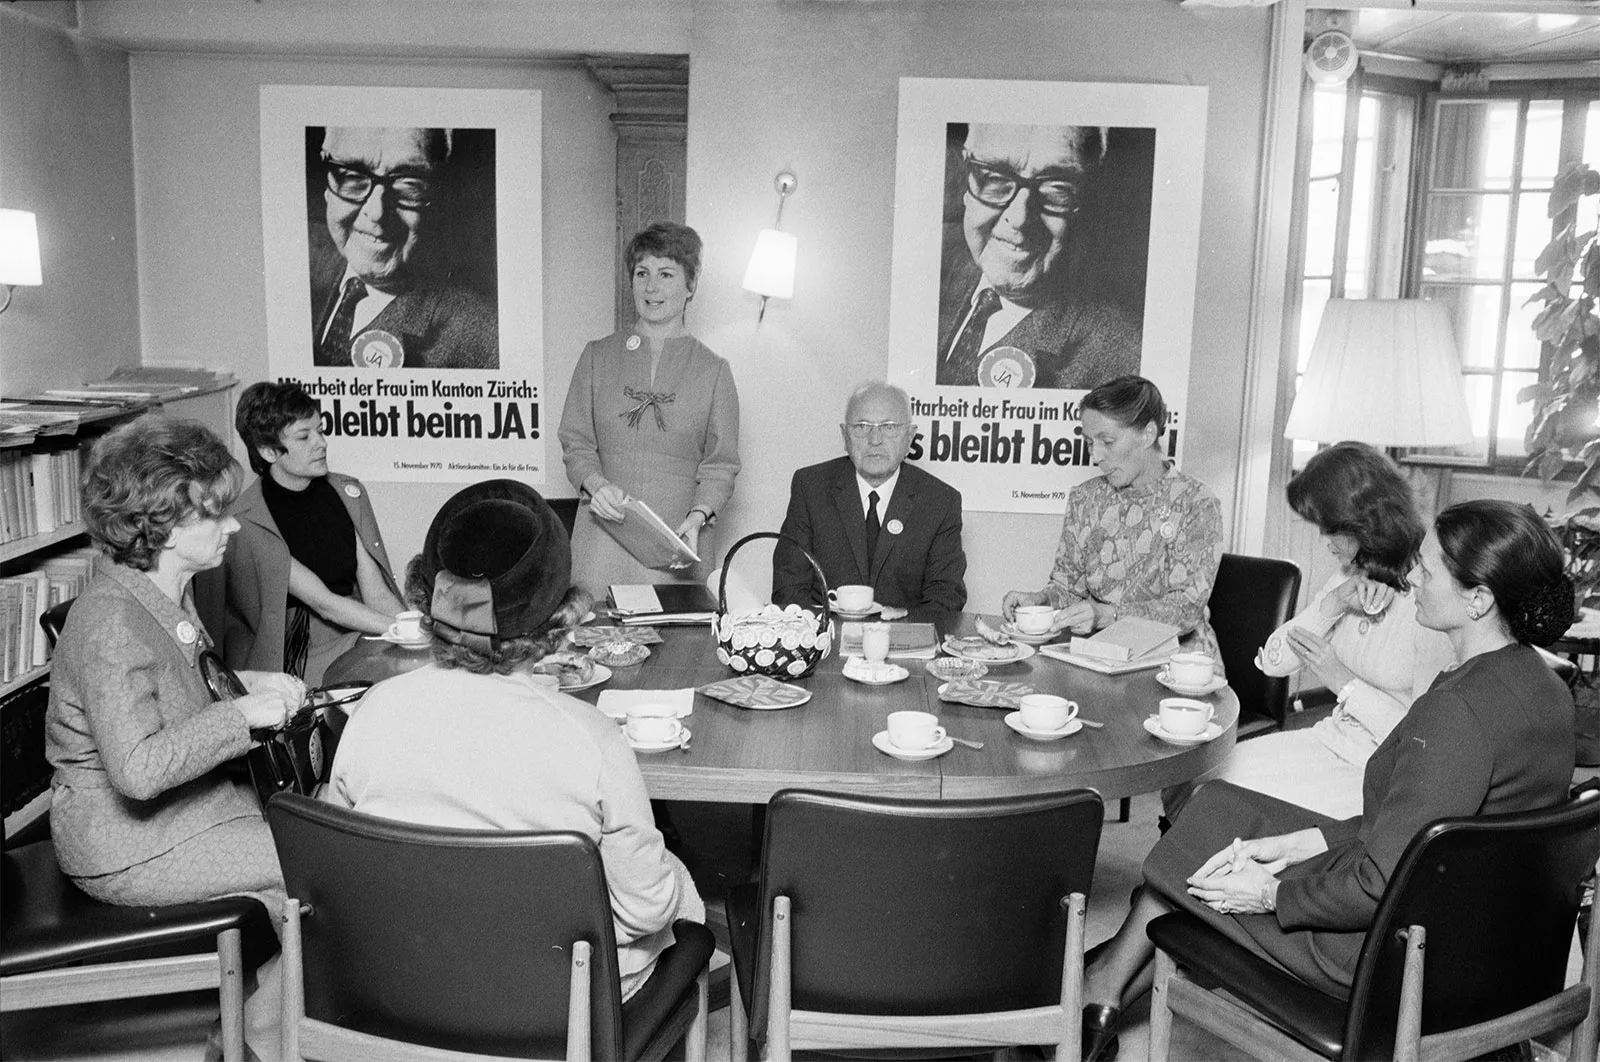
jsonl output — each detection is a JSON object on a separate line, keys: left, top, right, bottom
{"left": 1172, "top": 442, "right": 1454, "bottom": 819}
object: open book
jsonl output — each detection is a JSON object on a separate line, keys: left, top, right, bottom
{"left": 597, "top": 497, "right": 699, "bottom": 571}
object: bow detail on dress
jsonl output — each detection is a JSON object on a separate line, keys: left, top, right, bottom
{"left": 620, "top": 387, "right": 676, "bottom": 431}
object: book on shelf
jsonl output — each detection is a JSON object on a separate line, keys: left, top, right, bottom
{"left": 1067, "top": 615, "right": 1180, "bottom": 664}
{"left": 1, "top": 441, "right": 87, "bottom": 545}
{"left": 0, "top": 547, "right": 96, "bottom": 683}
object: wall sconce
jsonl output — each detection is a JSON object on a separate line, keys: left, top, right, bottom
{"left": 742, "top": 172, "right": 797, "bottom": 323}
{"left": 1284, "top": 298, "right": 1473, "bottom": 446}
{"left": 0, "top": 209, "right": 43, "bottom": 315}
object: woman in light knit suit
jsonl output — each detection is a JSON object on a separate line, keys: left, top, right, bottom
{"left": 559, "top": 222, "right": 740, "bottom": 599}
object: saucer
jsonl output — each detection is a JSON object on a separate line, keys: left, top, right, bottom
{"left": 1143, "top": 715, "right": 1224, "bottom": 747}
{"left": 842, "top": 658, "right": 910, "bottom": 685}
{"left": 1004, "top": 712, "right": 1083, "bottom": 741}
{"left": 832, "top": 602, "right": 881, "bottom": 619}
{"left": 381, "top": 631, "right": 431, "bottom": 650}
{"left": 628, "top": 726, "right": 689, "bottom": 753}
{"left": 1154, "top": 669, "right": 1227, "bottom": 696}
{"left": 871, "top": 730, "right": 953, "bottom": 761}
{"left": 1000, "top": 622, "right": 1064, "bottom": 646}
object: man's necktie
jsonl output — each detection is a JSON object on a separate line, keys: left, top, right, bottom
{"left": 865, "top": 490, "right": 881, "bottom": 560}
{"left": 319, "top": 277, "right": 366, "bottom": 364}
{"left": 943, "top": 287, "right": 1002, "bottom": 384}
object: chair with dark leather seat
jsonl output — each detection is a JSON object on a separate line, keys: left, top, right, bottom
{"left": 1209, "top": 552, "right": 1302, "bottom": 740}
{"left": 1146, "top": 787, "right": 1600, "bottom": 1062}
{"left": 39, "top": 597, "right": 73, "bottom": 650}
{"left": 727, "top": 787, "right": 1104, "bottom": 1061}
{"left": 1, "top": 839, "right": 277, "bottom": 1061}
{"left": 266, "top": 793, "right": 712, "bottom": 1062}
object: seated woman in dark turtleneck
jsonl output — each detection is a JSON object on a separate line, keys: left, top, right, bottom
{"left": 201, "top": 381, "right": 405, "bottom": 684}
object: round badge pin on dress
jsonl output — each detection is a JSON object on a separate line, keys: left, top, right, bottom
{"left": 351, "top": 329, "right": 404, "bottom": 367}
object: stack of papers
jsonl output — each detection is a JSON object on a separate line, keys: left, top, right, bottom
{"left": 840, "top": 621, "right": 939, "bottom": 659}
{"left": 609, "top": 584, "right": 718, "bottom": 626}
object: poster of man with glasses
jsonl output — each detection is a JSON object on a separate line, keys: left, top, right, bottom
{"left": 887, "top": 79, "right": 1207, "bottom": 513}
{"left": 936, "top": 122, "right": 1149, "bottom": 390}
{"left": 260, "top": 86, "right": 544, "bottom": 485}
{"left": 308, "top": 124, "right": 499, "bottom": 370}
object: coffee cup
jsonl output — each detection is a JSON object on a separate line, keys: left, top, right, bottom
{"left": 862, "top": 622, "right": 890, "bottom": 664}
{"left": 625, "top": 704, "right": 682, "bottom": 745}
{"left": 886, "top": 710, "right": 946, "bottom": 750}
{"left": 828, "top": 585, "right": 874, "bottom": 612}
{"left": 1158, "top": 697, "right": 1214, "bottom": 737}
{"left": 1019, "top": 693, "right": 1079, "bottom": 732}
{"left": 1167, "top": 652, "right": 1215, "bottom": 688}
{"left": 387, "top": 610, "right": 424, "bottom": 641}
{"left": 1014, "top": 605, "right": 1056, "bottom": 635}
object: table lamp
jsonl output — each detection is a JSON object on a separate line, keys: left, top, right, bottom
{"left": 1284, "top": 298, "right": 1474, "bottom": 446}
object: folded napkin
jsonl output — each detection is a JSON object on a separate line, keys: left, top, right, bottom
{"left": 937, "top": 679, "right": 1035, "bottom": 709}
{"left": 698, "top": 675, "right": 811, "bottom": 709}
{"left": 568, "top": 625, "right": 665, "bottom": 647}
{"left": 595, "top": 688, "right": 694, "bottom": 719}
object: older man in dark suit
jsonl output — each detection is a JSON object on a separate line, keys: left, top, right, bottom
{"left": 773, "top": 382, "right": 967, "bottom": 613}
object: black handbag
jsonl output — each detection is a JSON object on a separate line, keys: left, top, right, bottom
{"left": 198, "top": 650, "right": 368, "bottom": 806}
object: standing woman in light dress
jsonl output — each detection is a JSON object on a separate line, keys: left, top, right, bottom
{"left": 1001, "top": 375, "right": 1224, "bottom": 664}
{"left": 559, "top": 222, "right": 741, "bottom": 599}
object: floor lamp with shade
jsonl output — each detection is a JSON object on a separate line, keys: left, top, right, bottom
{"left": 1284, "top": 298, "right": 1474, "bottom": 449}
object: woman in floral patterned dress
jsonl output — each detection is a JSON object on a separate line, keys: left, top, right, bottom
{"left": 1001, "top": 375, "right": 1223, "bottom": 664}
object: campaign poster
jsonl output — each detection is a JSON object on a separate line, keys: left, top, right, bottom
{"left": 260, "top": 85, "right": 544, "bottom": 483}
{"left": 887, "top": 78, "right": 1208, "bottom": 513}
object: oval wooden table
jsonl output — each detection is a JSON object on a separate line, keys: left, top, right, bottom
{"left": 325, "top": 612, "right": 1238, "bottom": 804}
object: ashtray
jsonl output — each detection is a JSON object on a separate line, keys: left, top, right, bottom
{"left": 926, "top": 656, "right": 989, "bottom": 681}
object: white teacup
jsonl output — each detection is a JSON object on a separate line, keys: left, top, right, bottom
{"left": 387, "top": 610, "right": 424, "bottom": 641}
{"left": 886, "top": 710, "right": 946, "bottom": 751}
{"left": 1014, "top": 605, "right": 1056, "bottom": 635}
{"left": 1019, "top": 693, "right": 1079, "bottom": 732}
{"left": 625, "top": 705, "right": 682, "bottom": 745}
{"left": 829, "top": 585, "right": 874, "bottom": 612}
{"left": 1158, "top": 697, "right": 1214, "bottom": 737}
{"left": 1167, "top": 652, "right": 1215, "bottom": 688}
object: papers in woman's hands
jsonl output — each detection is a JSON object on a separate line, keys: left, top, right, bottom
{"left": 597, "top": 497, "right": 700, "bottom": 571}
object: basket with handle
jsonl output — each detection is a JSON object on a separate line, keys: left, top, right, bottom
{"left": 714, "top": 531, "right": 833, "bottom": 680}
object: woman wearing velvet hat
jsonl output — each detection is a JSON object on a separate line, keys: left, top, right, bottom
{"left": 326, "top": 479, "right": 705, "bottom": 1000}
{"left": 1075, "top": 500, "right": 1577, "bottom": 1062}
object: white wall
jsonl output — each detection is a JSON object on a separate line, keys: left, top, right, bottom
{"left": 684, "top": 0, "right": 1274, "bottom": 609}
{"left": 0, "top": 6, "right": 140, "bottom": 396}
{"left": 127, "top": 52, "right": 618, "bottom": 566}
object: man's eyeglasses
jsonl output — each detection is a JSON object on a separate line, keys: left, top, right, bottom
{"left": 964, "top": 155, "right": 1083, "bottom": 218}
{"left": 324, "top": 159, "right": 438, "bottom": 210}
{"left": 847, "top": 421, "right": 911, "bottom": 439}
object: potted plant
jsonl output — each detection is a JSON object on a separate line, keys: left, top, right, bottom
{"left": 1520, "top": 161, "right": 1600, "bottom": 765}
{"left": 1520, "top": 160, "right": 1600, "bottom": 494}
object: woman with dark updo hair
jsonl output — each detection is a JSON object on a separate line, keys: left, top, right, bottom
{"left": 1002, "top": 375, "right": 1223, "bottom": 661}
{"left": 1075, "top": 499, "right": 1576, "bottom": 1062}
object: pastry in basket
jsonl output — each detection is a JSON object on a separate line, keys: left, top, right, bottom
{"left": 531, "top": 650, "right": 596, "bottom": 688}
{"left": 943, "top": 635, "right": 1018, "bottom": 661}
